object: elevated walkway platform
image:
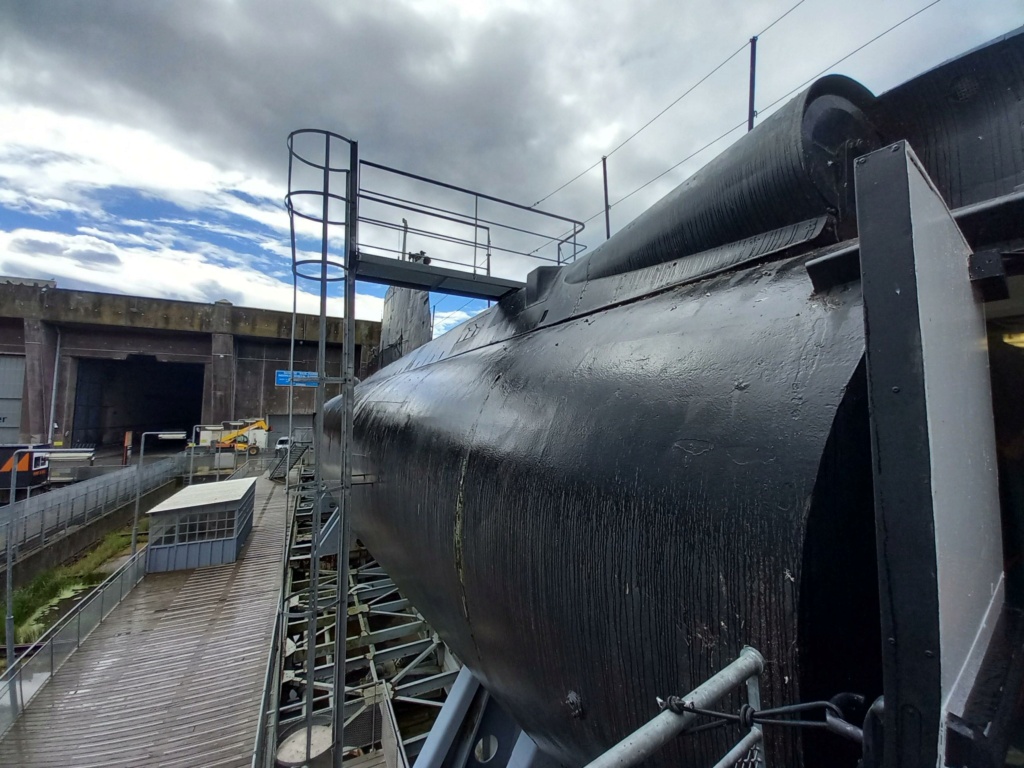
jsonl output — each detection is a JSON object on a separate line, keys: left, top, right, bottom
{"left": 355, "top": 253, "right": 522, "bottom": 301}
{"left": 0, "top": 477, "right": 288, "bottom": 768}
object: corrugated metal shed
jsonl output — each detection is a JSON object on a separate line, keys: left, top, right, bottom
{"left": 146, "top": 477, "right": 256, "bottom": 572}
{"left": 147, "top": 476, "right": 256, "bottom": 514}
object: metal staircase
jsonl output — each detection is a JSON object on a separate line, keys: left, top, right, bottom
{"left": 269, "top": 444, "right": 308, "bottom": 483}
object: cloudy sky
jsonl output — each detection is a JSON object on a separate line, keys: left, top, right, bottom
{"left": 0, "top": 0, "right": 1020, "bottom": 336}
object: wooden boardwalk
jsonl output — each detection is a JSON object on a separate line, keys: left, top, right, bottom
{"left": 0, "top": 478, "right": 288, "bottom": 768}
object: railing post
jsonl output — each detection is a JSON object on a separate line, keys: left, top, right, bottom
{"left": 473, "top": 194, "right": 479, "bottom": 275}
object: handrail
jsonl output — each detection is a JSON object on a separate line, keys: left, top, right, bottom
{"left": 229, "top": 456, "right": 274, "bottom": 481}
{"left": 0, "top": 549, "right": 147, "bottom": 738}
{"left": 251, "top": 481, "right": 296, "bottom": 766}
{"left": 251, "top": 590, "right": 285, "bottom": 767}
{"left": 0, "top": 455, "right": 183, "bottom": 564}
{"left": 8, "top": 549, "right": 143, "bottom": 671}
{"left": 585, "top": 647, "right": 765, "bottom": 768}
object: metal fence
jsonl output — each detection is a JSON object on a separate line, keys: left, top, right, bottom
{"left": 0, "top": 455, "right": 184, "bottom": 565}
{"left": 230, "top": 456, "right": 276, "bottom": 481}
{"left": 0, "top": 549, "right": 146, "bottom": 738}
{"left": 251, "top": 598, "right": 285, "bottom": 768}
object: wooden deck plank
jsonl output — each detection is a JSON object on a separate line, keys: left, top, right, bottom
{"left": 0, "top": 478, "right": 287, "bottom": 768}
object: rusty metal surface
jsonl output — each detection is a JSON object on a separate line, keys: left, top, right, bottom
{"left": 0, "top": 477, "right": 287, "bottom": 768}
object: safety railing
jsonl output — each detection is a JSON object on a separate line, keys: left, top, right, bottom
{"left": 269, "top": 445, "right": 308, "bottom": 483}
{"left": 0, "top": 549, "right": 147, "bottom": 738}
{"left": 251, "top": 465, "right": 298, "bottom": 768}
{"left": 251, "top": 591, "right": 285, "bottom": 768}
{"left": 187, "top": 449, "right": 238, "bottom": 481}
{"left": 286, "top": 130, "right": 587, "bottom": 287}
{"left": 357, "top": 159, "right": 587, "bottom": 276}
{"left": 0, "top": 456, "right": 183, "bottom": 565}
{"left": 229, "top": 456, "right": 276, "bottom": 481}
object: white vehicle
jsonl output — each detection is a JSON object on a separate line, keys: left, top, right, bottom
{"left": 274, "top": 436, "right": 290, "bottom": 456}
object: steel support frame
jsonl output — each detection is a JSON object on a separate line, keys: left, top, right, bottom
{"left": 584, "top": 647, "right": 765, "bottom": 768}
{"left": 856, "top": 141, "right": 1005, "bottom": 767}
{"left": 275, "top": 500, "right": 455, "bottom": 765}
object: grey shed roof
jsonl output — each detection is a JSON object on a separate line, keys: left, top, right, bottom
{"left": 147, "top": 477, "right": 256, "bottom": 516}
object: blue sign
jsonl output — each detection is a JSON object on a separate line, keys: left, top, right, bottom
{"left": 275, "top": 370, "right": 318, "bottom": 387}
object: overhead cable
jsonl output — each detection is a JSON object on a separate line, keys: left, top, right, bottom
{"left": 531, "top": 0, "right": 810, "bottom": 209}
{"left": 756, "top": 0, "right": 945, "bottom": 116}
{"left": 578, "top": 0, "right": 947, "bottom": 233}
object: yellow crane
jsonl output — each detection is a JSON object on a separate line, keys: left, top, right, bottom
{"left": 202, "top": 419, "right": 271, "bottom": 455}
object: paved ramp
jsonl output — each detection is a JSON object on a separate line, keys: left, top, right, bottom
{"left": 0, "top": 478, "right": 288, "bottom": 768}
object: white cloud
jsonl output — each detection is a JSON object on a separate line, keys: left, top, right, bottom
{"left": 0, "top": 226, "right": 385, "bottom": 320}
{"left": 0, "top": 0, "right": 1019, "bottom": 333}
{"left": 432, "top": 306, "right": 485, "bottom": 337}
{"left": 0, "top": 105, "right": 286, "bottom": 236}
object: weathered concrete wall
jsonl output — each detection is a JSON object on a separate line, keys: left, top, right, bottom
{"left": 0, "top": 318, "right": 23, "bottom": 356}
{"left": 0, "top": 283, "right": 378, "bottom": 347}
{"left": 60, "top": 326, "right": 212, "bottom": 363}
{"left": 22, "top": 319, "right": 57, "bottom": 442}
{"left": 206, "top": 333, "right": 236, "bottom": 424}
{"left": 234, "top": 338, "right": 339, "bottom": 418}
{"left": 0, "top": 283, "right": 381, "bottom": 444}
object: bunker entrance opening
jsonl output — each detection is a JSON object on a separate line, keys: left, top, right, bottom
{"left": 71, "top": 356, "right": 203, "bottom": 448}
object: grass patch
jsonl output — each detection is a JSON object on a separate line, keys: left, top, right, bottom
{"left": 1, "top": 522, "right": 147, "bottom": 644}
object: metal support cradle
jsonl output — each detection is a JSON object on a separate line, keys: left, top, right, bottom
{"left": 585, "top": 647, "right": 766, "bottom": 768}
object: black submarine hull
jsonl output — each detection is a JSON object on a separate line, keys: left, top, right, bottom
{"left": 324, "top": 28, "right": 1024, "bottom": 767}
{"left": 331, "top": 262, "right": 872, "bottom": 766}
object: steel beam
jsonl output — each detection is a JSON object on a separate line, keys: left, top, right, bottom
{"left": 856, "top": 141, "right": 1005, "bottom": 768}
{"left": 584, "top": 647, "right": 764, "bottom": 768}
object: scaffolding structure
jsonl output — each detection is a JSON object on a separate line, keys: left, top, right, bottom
{"left": 269, "top": 469, "right": 462, "bottom": 768}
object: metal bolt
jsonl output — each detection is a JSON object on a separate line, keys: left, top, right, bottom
{"left": 891, "top": 144, "right": 901, "bottom": 152}
{"left": 924, "top": 650, "right": 934, "bottom": 658}
{"left": 856, "top": 157, "right": 867, "bottom": 166}
{"left": 892, "top": 386, "right": 900, "bottom": 393}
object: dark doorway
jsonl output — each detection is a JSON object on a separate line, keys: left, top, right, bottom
{"left": 72, "top": 356, "right": 204, "bottom": 447}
